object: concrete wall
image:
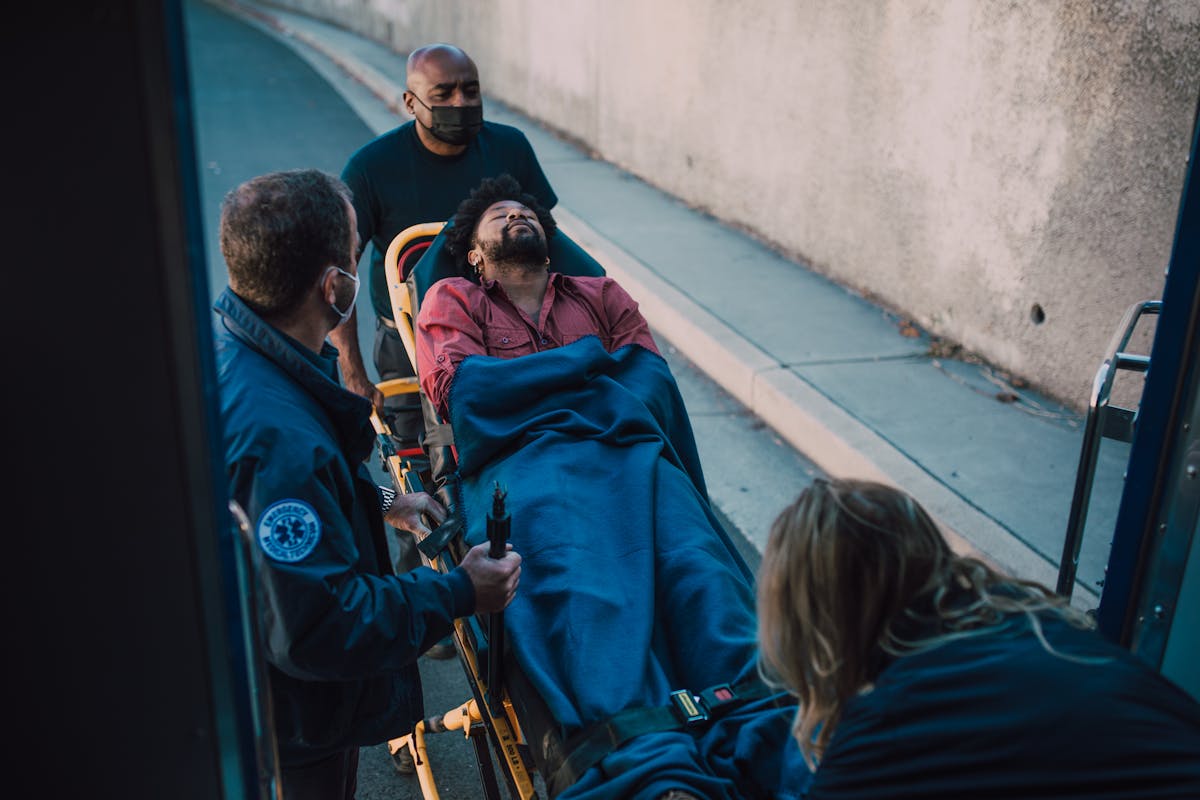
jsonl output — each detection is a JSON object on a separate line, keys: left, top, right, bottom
{"left": 268, "top": 0, "right": 1200, "bottom": 408}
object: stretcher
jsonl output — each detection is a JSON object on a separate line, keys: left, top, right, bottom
{"left": 368, "top": 220, "right": 800, "bottom": 800}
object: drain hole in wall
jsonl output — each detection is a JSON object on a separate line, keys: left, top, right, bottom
{"left": 1030, "top": 303, "right": 1046, "bottom": 325}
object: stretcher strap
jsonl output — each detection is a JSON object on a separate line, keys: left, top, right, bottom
{"left": 544, "top": 677, "right": 776, "bottom": 798}
{"left": 417, "top": 514, "right": 464, "bottom": 559}
{"left": 421, "top": 422, "right": 454, "bottom": 449}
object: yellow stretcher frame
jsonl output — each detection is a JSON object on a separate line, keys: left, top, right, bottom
{"left": 368, "top": 222, "right": 537, "bottom": 800}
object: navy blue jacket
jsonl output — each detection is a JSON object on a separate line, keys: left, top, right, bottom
{"left": 214, "top": 288, "right": 475, "bottom": 767}
{"left": 809, "top": 612, "right": 1200, "bottom": 799}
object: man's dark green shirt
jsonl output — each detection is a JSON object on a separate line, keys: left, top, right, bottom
{"left": 341, "top": 120, "right": 557, "bottom": 320}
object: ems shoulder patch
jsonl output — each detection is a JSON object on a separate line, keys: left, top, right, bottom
{"left": 257, "top": 499, "right": 322, "bottom": 563}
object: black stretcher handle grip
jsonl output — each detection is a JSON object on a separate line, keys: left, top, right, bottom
{"left": 486, "top": 483, "right": 509, "bottom": 716}
{"left": 487, "top": 483, "right": 509, "bottom": 558}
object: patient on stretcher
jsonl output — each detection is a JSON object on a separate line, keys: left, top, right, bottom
{"left": 416, "top": 173, "right": 660, "bottom": 420}
{"left": 415, "top": 175, "right": 805, "bottom": 800}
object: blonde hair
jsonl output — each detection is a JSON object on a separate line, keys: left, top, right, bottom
{"left": 756, "top": 479, "right": 1094, "bottom": 768}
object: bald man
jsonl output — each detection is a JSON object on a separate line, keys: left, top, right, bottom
{"left": 337, "top": 43, "right": 557, "bottom": 413}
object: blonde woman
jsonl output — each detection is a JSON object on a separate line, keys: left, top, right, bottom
{"left": 758, "top": 478, "right": 1200, "bottom": 799}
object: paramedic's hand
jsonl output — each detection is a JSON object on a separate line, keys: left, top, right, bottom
{"left": 460, "top": 542, "right": 521, "bottom": 614}
{"left": 385, "top": 492, "right": 447, "bottom": 538}
{"left": 346, "top": 372, "right": 385, "bottom": 413}
{"left": 330, "top": 319, "right": 386, "bottom": 412}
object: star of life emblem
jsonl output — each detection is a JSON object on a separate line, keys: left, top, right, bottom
{"left": 257, "top": 500, "right": 321, "bottom": 563}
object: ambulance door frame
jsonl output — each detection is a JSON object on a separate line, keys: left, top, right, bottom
{"left": 1099, "top": 92, "right": 1200, "bottom": 702}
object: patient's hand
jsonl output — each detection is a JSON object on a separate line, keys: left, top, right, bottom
{"left": 385, "top": 491, "right": 447, "bottom": 537}
{"left": 460, "top": 542, "right": 522, "bottom": 614}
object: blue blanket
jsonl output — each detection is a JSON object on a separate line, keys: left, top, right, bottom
{"left": 449, "top": 337, "right": 808, "bottom": 800}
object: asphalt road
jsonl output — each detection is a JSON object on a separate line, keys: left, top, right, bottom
{"left": 183, "top": 1, "right": 821, "bottom": 796}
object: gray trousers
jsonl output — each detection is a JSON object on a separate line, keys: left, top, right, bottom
{"left": 280, "top": 748, "right": 358, "bottom": 800}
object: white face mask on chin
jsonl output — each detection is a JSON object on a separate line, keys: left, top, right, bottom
{"left": 326, "top": 266, "right": 360, "bottom": 326}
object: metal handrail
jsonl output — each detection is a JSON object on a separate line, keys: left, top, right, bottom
{"left": 1057, "top": 300, "right": 1161, "bottom": 599}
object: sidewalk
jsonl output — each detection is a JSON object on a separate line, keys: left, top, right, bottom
{"left": 217, "top": 0, "right": 1127, "bottom": 604}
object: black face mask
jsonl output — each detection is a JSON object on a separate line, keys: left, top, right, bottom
{"left": 412, "top": 95, "right": 483, "bottom": 146}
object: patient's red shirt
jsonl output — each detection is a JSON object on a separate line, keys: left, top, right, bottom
{"left": 416, "top": 272, "right": 660, "bottom": 419}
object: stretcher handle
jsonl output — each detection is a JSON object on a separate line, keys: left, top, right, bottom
{"left": 488, "top": 483, "right": 510, "bottom": 558}
{"left": 487, "top": 483, "right": 509, "bottom": 715}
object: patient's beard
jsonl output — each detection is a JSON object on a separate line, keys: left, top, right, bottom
{"left": 484, "top": 226, "right": 548, "bottom": 273}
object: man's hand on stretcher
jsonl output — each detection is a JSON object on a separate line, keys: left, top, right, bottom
{"left": 345, "top": 370, "right": 385, "bottom": 413}
{"left": 460, "top": 542, "right": 522, "bottom": 614}
{"left": 385, "top": 491, "right": 521, "bottom": 614}
{"left": 385, "top": 491, "right": 447, "bottom": 539}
